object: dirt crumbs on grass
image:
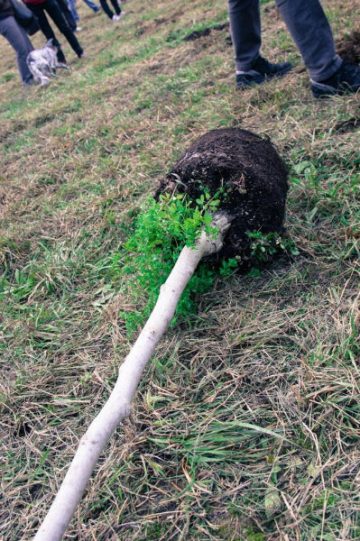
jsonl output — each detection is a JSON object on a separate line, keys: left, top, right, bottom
{"left": 334, "top": 117, "right": 360, "bottom": 133}
{"left": 336, "top": 30, "right": 360, "bottom": 63}
{"left": 184, "top": 22, "right": 228, "bottom": 42}
{"left": 156, "top": 127, "right": 288, "bottom": 263}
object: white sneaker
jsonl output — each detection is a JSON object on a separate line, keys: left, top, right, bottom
{"left": 112, "top": 12, "right": 124, "bottom": 21}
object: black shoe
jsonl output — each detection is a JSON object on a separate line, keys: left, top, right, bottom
{"left": 24, "top": 77, "right": 36, "bottom": 86}
{"left": 311, "top": 62, "right": 360, "bottom": 98}
{"left": 236, "top": 56, "right": 293, "bottom": 89}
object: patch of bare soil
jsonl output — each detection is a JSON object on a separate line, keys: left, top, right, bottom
{"left": 154, "top": 9, "right": 184, "bottom": 26}
{"left": 184, "top": 22, "right": 228, "bottom": 42}
{"left": 156, "top": 128, "right": 288, "bottom": 263}
{"left": 336, "top": 31, "right": 360, "bottom": 63}
{"left": 334, "top": 117, "right": 359, "bottom": 133}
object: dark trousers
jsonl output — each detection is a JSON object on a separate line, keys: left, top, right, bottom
{"left": 228, "top": 0, "right": 342, "bottom": 81}
{"left": 56, "top": 0, "right": 77, "bottom": 31}
{"left": 0, "top": 15, "right": 34, "bottom": 84}
{"left": 100, "top": 0, "right": 121, "bottom": 19}
{"left": 29, "top": 0, "right": 83, "bottom": 63}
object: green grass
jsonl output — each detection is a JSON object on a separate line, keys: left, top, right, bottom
{"left": 0, "top": 0, "right": 359, "bottom": 540}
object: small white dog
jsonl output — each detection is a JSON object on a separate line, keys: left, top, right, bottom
{"left": 27, "top": 39, "right": 68, "bottom": 86}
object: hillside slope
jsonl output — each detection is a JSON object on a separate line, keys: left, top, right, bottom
{"left": 0, "top": 1, "right": 359, "bottom": 540}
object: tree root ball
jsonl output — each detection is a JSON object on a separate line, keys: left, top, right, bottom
{"left": 336, "top": 31, "right": 360, "bottom": 64}
{"left": 155, "top": 128, "right": 289, "bottom": 264}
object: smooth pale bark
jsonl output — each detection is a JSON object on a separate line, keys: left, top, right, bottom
{"left": 34, "top": 213, "right": 231, "bottom": 541}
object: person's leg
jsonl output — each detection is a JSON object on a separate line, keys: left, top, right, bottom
{"left": 275, "top": 0, "right": 342, "bottom": 82}
{"left": 228, "top": 0, "right": 261, "bottom": 72}
{"left": 109, "top": 0, "right": 121, "bottom": 16}
{"left": 228, "top": 0, "right": 292, "bottom": 88}
{"left": 67, "top": 0, "right": 80, "bottom": 23}
{"left": 44, "top": 0, "right": 84, "bottom": 56}
{"left": 56, "top": 0, "right": 77, "bottom": 31}
{"left": 28, "top": 4, "right": 67, "bottom": 63}
{"left": 99, "top": 0, "right": 114, "bottom": 19}
{"left": 82, "top": 0, "right": 100, "bottom": 12}
{"left": 0, "top": 16, "right": 34, "bottom": 84}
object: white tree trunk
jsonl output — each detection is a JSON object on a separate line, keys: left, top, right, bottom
{"left": 34, "top": 213, "right": 231, "bottom": 541}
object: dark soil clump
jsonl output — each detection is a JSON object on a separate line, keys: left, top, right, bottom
{"left": 334, "top": 117, "right": 359, "bottom": 134}
{"left": 184, "top": 27, "right": 211, "bottom": 41}
{"left": 155, "top": 128, "right": 288, "bottom": 265}
{"left": 184, "top": 22, "right": 228, "bottom": 42}
{"left": 336, "top": 31, "right": 360, "bottom": 63}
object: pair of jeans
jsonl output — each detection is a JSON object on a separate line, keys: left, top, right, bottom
{"left": 67, "top": 0, "right": 80, "bottom": 23}
{"left": 228, "top": 0, "right": 342, "bottom": 81}
{"left": 29, "top": 0, "right": 83, "bottom": 63}
{"left": 100, "top": 0, "right": 121, "bottom": 19}
{"left": 56, "top": 0, "right": 77, "bottom": 30}
{"left": 82, "top": 0, "right": 100, "bottom": 12}
{"left": 0, "top": 15, "right": 34, "bottom": 84}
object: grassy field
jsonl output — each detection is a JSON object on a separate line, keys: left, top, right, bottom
{"left": 0, "top": 0, "right": 359, "bottom": 539}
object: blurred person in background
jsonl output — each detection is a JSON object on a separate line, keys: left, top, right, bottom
{"left": 56, "top": 0, "right": 78, "bottom": 31}
{"left": 82, "top": 0, "right": 100, "bottom": 14}
{"left": 24, "top": 0, "right": 84, "bottom": 63}
{"left": 99, "top": 0, "right": 122, "bottom": 22}
{"left": 0, "top": 0, "right": 34, "bottom": 85}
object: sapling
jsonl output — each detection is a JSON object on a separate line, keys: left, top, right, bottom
{"left": 34, "top": 127, "right": 289, "bottom": 540}
{"left": 34, "top": 213, "right": 231, "bottom": 541}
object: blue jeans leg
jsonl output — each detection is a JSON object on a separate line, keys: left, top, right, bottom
{"left": 0, "top": 16, "right": 34, "bottom": 84}
{"left": 82, "top": 0, "right": 100, "bottom": 12}
{"left": 67, "top": 0, "right": 80, "bottom": 23}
